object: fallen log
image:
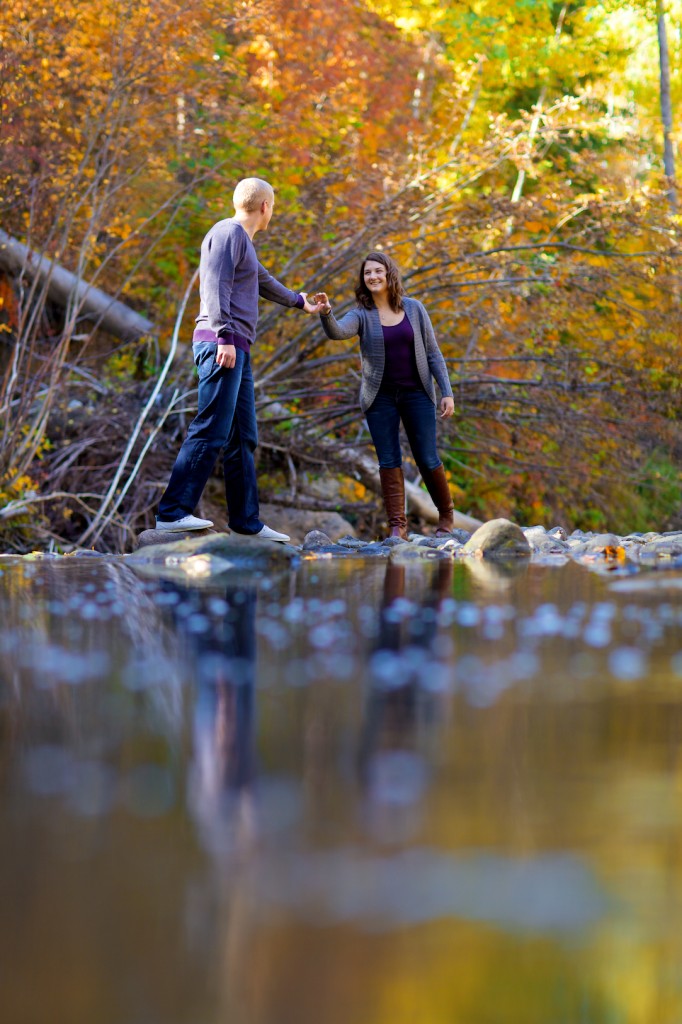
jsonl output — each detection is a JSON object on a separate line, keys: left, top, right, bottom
{"left": 0, "top": 229, "right": 155, "bottom": 341}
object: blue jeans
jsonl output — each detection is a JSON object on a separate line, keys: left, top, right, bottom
{"left": 365, "top": 385, "right": 441, "bottom": 472}
{"left": 158, "top": 342, "right": 263, "bottom": 534}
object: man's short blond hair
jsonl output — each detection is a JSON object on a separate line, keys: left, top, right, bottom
{"left": 233, "top": 177, "right": 274, "bottom": 213}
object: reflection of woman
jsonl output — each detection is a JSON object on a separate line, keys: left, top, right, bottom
{"left": 314, "top": 252, "right": 455, "bottom": 540}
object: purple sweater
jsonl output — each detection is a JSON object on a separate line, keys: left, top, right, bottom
{"left": 193, "top": 219, "right": 303, "bottom": 350}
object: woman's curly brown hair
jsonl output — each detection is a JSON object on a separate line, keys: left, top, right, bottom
{"left": 355, "top": 251, "right": 404, "bottom": 312}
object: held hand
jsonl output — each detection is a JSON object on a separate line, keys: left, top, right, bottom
{"left": 216, "top": 343, "right": 236, "bottom": 369}
{"left": 440, "top": 397, "right": 455, "bottom": 419}
{"left": 302, "top": 291, "right": 331, "bottom": 315}
{"left": 300, "top": 291, "right": 317, "bottom": 314}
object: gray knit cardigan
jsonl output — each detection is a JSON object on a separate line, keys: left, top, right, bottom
{"left": 320, "top": 296, "right": 454, "bottom": 413}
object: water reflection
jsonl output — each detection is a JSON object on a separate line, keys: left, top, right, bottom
{"left": 183, "top": 583, "right": 258, "bottom": 860}
{"left": 359, "top": 562, "right": 451, "bottom": 842}
{"left": 462, "top": 554, "right": 530, "bottom": 595}
{"left": 4, "top": 557, "right": 682, "bottom": 1022}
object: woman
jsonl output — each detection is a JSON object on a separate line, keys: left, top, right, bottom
{"left": 313, "top": 252, "right": 455, "bottom": 540}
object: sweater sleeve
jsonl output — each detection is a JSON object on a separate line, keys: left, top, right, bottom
{"left": 319, "top": 307, "right": 362, "bottom": 341}
{"left": 257, "top": 262, "right": 303, "bottom": 307}
{"left": 418, "top": 302, "right": 454, "bottom": 399}
{"left": 203, "top": 227, "right": 242, "bottom": 341}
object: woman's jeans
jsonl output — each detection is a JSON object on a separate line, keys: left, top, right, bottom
{"left": 157, "top": 342, "right": 263, "bottom": 534}
{"left": 365, "top": 385, "right": 441, "bottom": 471}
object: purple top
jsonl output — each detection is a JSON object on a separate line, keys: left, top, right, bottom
{"left": 193, "top": 218, "right": 304, "bottom": 349}
{"left": 381, "top": 315, "right": 422, "bottom": 389}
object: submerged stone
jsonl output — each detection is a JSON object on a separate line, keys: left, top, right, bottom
{"left": 390, "top": 545, "right": 454, "bottom": 563}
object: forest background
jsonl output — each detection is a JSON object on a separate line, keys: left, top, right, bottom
{"left": 0, "top": 0, "right": 680, "bottom": 553}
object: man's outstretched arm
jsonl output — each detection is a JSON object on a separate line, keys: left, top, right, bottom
{"left": 257, "top": 262, "right": 327, "bottom": 313}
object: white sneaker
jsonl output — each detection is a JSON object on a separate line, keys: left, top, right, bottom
{"left": 253, "top": 524, "right": 290, "bottom": 543}
{"left": 155, "top": 514, "right": 214, "bottom": 532}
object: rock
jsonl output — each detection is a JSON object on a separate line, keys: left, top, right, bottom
{"left": 301, "top": 530, "right": 334, "bottom": 551}
{"left": 409, "top": 530, "right": 468, "bottom": 548}
{"left": 584, "top": 533, "right": 622, "bottom": 552}
{"left": 126, "top": 531, "right": 298, "bottom": 581}
{"left": 335, "top": 536, "right": 369, "bottom": 549}
{"left": 360, "top": 542, "right": 392, "bottom": 557}
{"left": 532, "top": 537, "right": 570, "bottom": 555}
{"left": 522, "top": 525, "right": 569, "bottom": 554}
{"left": 522, "top": 525, "right": 547, "bottom": 546}
{"left": 390, "top": 544, "right": 454, "bottom": 563}
{"left": 299, "top": 531, "right": 358, "bottom": 558}
{"left": 136, "top": 527, "right": 216, "bottom": 549}
{"left": 450, "top": 528, "right": 473, "bottom": 544}
{"left": 258, "top": 504, "right": 356, "bottom": 546}
{"left": 634, "top": 537, "right": 682, "bottom": 565}
{"left": 462, "top": 518, "right": 531, "bottom": 558}
{"left": 412, "top": 535, "right": 463, "bottom": 551}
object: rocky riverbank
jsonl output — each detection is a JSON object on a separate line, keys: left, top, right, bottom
{"left": 5, "top": 517, "right": 682, "bottom": 582}
{"left": 115, "top": 517, "right": 682, "bottom": 583}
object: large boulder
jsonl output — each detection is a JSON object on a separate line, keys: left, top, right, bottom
{"left": 126, "top": 531, "right": 297, "bottom": 582}
{"left": 136, "top": 527, "right": 216, "bottom": 549}
{"left": 462, "top": 518, "right": 531, "bottom": 558}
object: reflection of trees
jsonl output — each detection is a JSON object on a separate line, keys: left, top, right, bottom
{"left": 0, "top": 560, "right": 187, "bottom": 759}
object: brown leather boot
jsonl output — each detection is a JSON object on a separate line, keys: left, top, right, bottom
{"left": 379, "top": 466, "right": 408, "bottom": 540}
{"left": 420, "top": 464, "right": 454, "bottom": 535}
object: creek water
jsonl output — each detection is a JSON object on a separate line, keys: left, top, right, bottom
{"left": 2, "top": 551, "right": 682, "bottom": 1023}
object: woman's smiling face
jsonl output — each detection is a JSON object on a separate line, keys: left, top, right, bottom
{"left": 363, "top": 260, "right": 388, "bottom": 297}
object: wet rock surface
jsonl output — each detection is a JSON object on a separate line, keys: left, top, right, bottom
{"left": 126, "top": 531, "right": 299, "bottom": 581}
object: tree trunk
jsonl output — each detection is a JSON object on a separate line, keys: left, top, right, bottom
{"left": 0, "top": 229, "right": 155, "bottom": 340}
{"left": 657, "top": 0, "right": 677, "bottom": 209}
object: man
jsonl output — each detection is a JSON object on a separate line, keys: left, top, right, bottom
{"left": 156, "top": 178, "right": 325, "bottom": 541}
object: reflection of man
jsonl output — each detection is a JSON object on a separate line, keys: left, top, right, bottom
{"left": 359, "top": 561, "right": 452, "bottom": 836}
{"left": 159, "top": 582, "right": 258, "bottom": 858}
{"left": 156, "top": 177, "right": 326, "bottom": 540}
{"left": 193, "top": 586, "right": 258, "bottom": 859}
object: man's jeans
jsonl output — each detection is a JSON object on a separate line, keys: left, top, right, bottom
{"left": 158, "top": 342, "right": 263, "bottom": 534}
{"left": 365, "top": 385, "right": 441, "bottom": 471}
